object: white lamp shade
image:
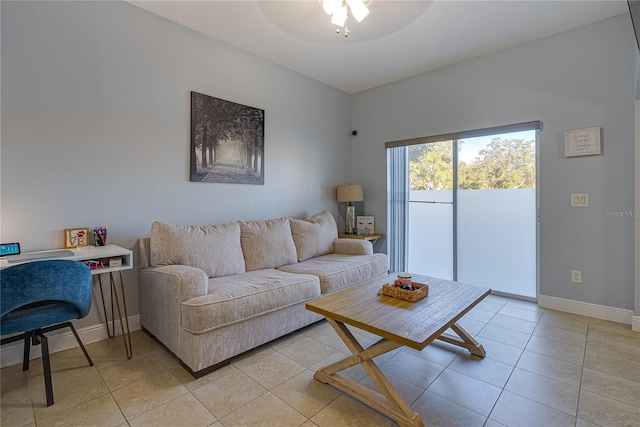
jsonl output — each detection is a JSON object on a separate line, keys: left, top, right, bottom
{"left": 347, "top": 0, "right": 369, "bottom": 22}
{"left": 336, "top": 184, "right": 364, "bottom": 202}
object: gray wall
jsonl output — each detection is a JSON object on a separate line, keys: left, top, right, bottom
{"left": 636, "top": 100, "right": 640, "bottom": 320}
{"left": 636, "top": 55, "right": 640, "bottom": 100}
{"left": 636, "top": 54, "right": 640, "bottom": 320}
{"left": 351, "top": 14, "right": 637, "bottom": 310}
{"left": 1, "top": 1, "right": 353, "bottom": 327}
{"left": 2, "top": 2, "right": 637, "bottom": 322}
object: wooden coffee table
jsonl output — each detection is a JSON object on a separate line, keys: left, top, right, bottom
{"left": 305, "top": 273, "right": 491, "bottom": 427}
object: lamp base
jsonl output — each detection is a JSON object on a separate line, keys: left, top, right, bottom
{"left": 345, "top": 203, "right": 356, "bottom": 234}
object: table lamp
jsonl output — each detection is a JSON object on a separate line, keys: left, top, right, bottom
{"left": 336, "top": 184, "right": 364, "bottom": 234}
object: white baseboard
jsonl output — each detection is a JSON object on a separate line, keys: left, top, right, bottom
{"left": 538, "top": 295, "right": 633, "bottom": 325}
{"left": 633, "top": 315, "right": 640, "bottom": 332}
{"left": 0, "top": 315, "right": 140, "bottom": 368}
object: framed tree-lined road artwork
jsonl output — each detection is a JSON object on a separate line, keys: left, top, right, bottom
{"left": 190, "top": 91, "right": 265, "bottom": 184}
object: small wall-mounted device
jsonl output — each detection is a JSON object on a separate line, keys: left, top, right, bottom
{"left": 0, "top": 242, "right": 21, "bottom": 257}
{"left": 352, "top": 130, "right": 358, "bottom": 136}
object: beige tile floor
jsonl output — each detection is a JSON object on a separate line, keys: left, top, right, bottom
{"left": 2, "top": 295, "right": 639, "bottom": 426}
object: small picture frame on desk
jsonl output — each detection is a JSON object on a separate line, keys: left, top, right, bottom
{"left": 64, "top": 228, "right": 90, "bottom": 248}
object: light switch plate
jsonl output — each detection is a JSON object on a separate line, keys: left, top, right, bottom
{"left": 570, "top": 193, "right": 589, "bottom": 207}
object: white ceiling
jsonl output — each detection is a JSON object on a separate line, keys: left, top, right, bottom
{"left": 129, "top": 0, "right": 630, "bottom": 94}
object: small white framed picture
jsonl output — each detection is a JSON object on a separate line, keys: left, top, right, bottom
{"left": 357, "top": 216, "right": 374, "bottom": 234}
{"left": 565, "top": 127, "right": 601, "bottom": 157}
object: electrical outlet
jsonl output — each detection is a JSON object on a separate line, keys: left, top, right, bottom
{"left": 571, "top": 270, "right": 582, "bottom": 284}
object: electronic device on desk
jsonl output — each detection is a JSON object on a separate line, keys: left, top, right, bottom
{"left": 3, "top": 242, "right": 75, "bottom": 263}
{"left": 7, "top": 250, "right": 74, "bottom": 263}
{"left": 1, "top": 242, "right": 21, "bottom": 257}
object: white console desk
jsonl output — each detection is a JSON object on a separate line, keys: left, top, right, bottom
{"left": 1, "top": 244, "right": 135, "bottom": 359}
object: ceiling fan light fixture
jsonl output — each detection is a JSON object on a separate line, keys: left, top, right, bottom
{"left": 323, "top": 0, "right": 341, "bottom": 15}
{"left": 347, "top": 0, "right": 369, "bottom": 22}
{"left": 331, "top": 5, "right": 348, "bottom": 27}
{"left": 321, "top": 0, "right": 370, "bottom": 36}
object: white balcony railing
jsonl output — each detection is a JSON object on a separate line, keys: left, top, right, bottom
{"left": 408, "top": 189, "right": 536, "bottom": 298}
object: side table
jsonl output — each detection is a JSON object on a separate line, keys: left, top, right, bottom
{"left": 338, "top": 233, "right": 386, "bottom": 246}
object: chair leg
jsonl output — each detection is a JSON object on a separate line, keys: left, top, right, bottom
{"left": 40, "top": 321, "right": 94, "bottom": 367}
{"left": 68, "top": 322, "right": 93, "bottom": 367}
{"left": 5, "top": 322, "right": 93, "bottom": 407}
{"left": 35, "top": 330, "right": 54, "bottom": 407}
{"left": 22, "top": 332, "right": 31, "bottom": 371}
{"left": 0, "top": 332, "right": 34, "bottom": 372}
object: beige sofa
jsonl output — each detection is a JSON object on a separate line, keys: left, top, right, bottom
{"left": 137, "top": 211, "right": 388, "bottom": 377}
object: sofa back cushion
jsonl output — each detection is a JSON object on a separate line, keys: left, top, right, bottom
{"left": 289, "top": 211, "right": 338, "bottom": 261}
{"left": 150, "top": 221, "right": 245, "bottom": 278}
{"left": 239, "top": 217, "right": 298, "bottom": 271}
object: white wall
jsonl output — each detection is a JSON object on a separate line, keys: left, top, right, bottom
{"left": 1, "top": 1, "right": 353, "bottom": 328}
{"left": 351, "top": 14, "right": 637, "bottom": 312}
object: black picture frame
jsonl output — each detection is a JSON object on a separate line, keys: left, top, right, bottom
{"left": 190, "top": 91, "right": 265, "bottom": 184}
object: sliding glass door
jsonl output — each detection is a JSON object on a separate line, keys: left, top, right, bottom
{"left": 403, "top": 129, "right": 537, "bottom": 299}
{"left": 407, "top": 141, "right": 454, "bottom": 280}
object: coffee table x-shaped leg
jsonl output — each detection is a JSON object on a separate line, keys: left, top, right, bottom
{"left": 314, "top": 318, "right": 486, "bottom": 427}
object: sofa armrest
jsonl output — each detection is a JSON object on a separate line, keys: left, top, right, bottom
{"left": 141, "top": 265, "right": 209, "bottom": 302}
{"left": 333, "top": 238, "right": 373, "bottom": 256}
{"left": 138, "top": 264, "right": 208, "bottom": 357}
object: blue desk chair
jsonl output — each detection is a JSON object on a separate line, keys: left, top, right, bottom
{"left": 1, "top": 260, "right": 94, "bottom": 407}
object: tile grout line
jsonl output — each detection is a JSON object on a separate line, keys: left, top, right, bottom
{"left": 573, "top": 322, "right": 590, "bottom": 427}
{"left": 416, "top": 298, "right": 508, "bottom": 424}
{"left": 481, "top": 304, "right": 542, "bottom": 425}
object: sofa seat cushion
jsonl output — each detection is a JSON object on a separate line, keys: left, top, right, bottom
{"left": 278, "top": 253, "right": 389, "bottom": 295}
{"left": 181, "top": 269, "right": 320, "bottom": 334}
